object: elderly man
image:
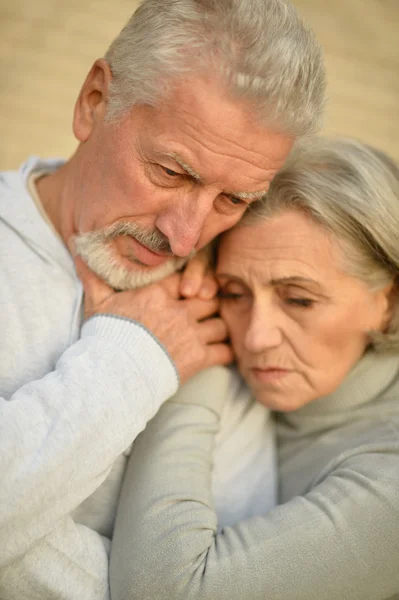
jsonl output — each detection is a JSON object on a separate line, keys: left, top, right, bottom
{"left": 0, "top": 0, "right": 325, "bottom": 598}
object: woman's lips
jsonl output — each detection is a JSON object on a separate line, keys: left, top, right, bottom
{"left": 115, "top": 235, "right": 171, "bottom": 267}
{"left": 251, "top": 367, "right": 290, "bottom": 383}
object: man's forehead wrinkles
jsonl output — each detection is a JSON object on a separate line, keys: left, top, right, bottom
{"left": 163, "top": 149, "right": 270, "bottom": 198}
{"left": 154, "top": 139, "right": 278, "bottom": 194}
{"left": 176, "top": 128, "right": 285, "bottom": 178}
{"left": 173, "top": 109, "right": 287, "bottom": 167}
{"left": 165, "top": 147, "right": 272, "bottom": 198}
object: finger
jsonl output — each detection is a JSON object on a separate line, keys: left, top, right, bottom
{"left": 204, "top": 343, "right": 234, "bottom": 367}
{"left": 184, "top": 297, "right": 219, "bottom": 321}
{"left": 157, "top": 272, "right": 182, "bottom": 299}
{"left": 73, "top": 255, "right": 114, "bottom": 307}
{"left": 180, "top": 253, "right": 208, "bottom": 298}
{"left": 198, "top": 274, "right": 218, "bottom": 300}
{"left": 197, "top": 317, "right": 228, "bottom": 345}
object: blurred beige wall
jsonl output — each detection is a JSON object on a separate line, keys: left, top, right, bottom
{"left": 0, "top": 0, "right": 398, "bottom": 169}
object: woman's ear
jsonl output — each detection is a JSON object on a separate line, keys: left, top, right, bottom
{"left": 73, "top": 58, "right": 113, "bottom": 142}
{"left": 376, "top": 280, "right": 397, "bottom": 332}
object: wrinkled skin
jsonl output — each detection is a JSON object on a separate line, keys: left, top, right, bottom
{"left": 217, "top": 211, "right": 393, "bottom": 411}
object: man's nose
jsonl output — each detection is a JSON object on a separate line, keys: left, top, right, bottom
{"left": 155, "top": 189, "right": 216, "bottom": 257}
{"left": 244, "top": 302, "right": 283, "bottom": 353}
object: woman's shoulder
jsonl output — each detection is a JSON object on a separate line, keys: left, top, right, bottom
{"left": 168, "top": 365, "right": 249, "bottom": 416}
{"left": 219, "top": 366, "right": 270, "bottom": 426}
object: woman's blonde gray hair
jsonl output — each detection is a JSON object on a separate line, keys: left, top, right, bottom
{"left": 104, "top": 0, "right": 325, "bottom": 138}
{"left": 242, "top": 137, "right": 399, "bottom": 352}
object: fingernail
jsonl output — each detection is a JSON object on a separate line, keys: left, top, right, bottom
{"left": 181, "top": 282, "right": 194, "bottom": 296}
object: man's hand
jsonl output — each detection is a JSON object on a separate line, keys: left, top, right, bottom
{"left": 179, "top": 247, "right": 218, "bottom": 300}
{"left": 74, "top": 257, "right": 233, "bottom": 384}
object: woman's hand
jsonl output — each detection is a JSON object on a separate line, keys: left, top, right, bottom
{"left": 179, "top": 247, "right": 218, "bottom": 300}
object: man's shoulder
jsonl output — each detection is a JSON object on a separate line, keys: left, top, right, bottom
{"left": 0, "top": 165, "right": 24, "bottom": 200}
{"left": 0, "top": 157, "right": 79, "bottom": 400}
{"left": 0, "top": 156, "right": 67, "bottom": 255}
{"left": 0, "top": 156, "right": 65, "bottom": 198}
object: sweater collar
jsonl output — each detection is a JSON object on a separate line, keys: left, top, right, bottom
{"left": 0, "top": 157, "right": 74, "bottom": 275}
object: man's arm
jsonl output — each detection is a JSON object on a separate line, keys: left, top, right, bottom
{"left": 0, "top": 519, "right": 111, "bottom": 600}
{"left": 110, "top": 372, "right": 399, "bottom": 600}
{"left": 0, "top": 241, "right": 233, "bottom": 568}
{"left": 0, "top": 315, "right": 178, "bottom": 569}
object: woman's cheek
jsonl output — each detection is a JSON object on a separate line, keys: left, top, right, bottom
{"left": 227, "top": 318, "right": 246, "bottom": 358}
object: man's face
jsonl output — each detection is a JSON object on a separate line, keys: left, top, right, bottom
{"left": 71, "top": 69, "right": 293, "bottom": 289}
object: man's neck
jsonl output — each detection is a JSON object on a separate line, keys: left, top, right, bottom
{"left": 36, "top": 161, "right": 75, "bottom": 248}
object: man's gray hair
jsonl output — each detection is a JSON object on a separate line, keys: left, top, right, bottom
{"left": 242, "top": 137, "right": 399, "bottom": 352}
{"left": 104, "top": 0, "right": 326, "bottom": 138}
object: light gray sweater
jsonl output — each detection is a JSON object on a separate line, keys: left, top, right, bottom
{"left": 0, "top": 158, "right": 179, "bottom": 599}
{"left": 110, "top": 353, "right": 399, "bottom": 600}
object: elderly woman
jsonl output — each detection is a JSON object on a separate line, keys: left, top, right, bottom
{"left": 110, "top": 138, "right": 399, "bottom": 600}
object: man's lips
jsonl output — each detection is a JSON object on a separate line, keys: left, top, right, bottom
{"left": 114, "top": 235, "right": 172, "bottom": 267}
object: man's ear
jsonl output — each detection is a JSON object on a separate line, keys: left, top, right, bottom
{"left": 73, "top": 58, "right": 113, "bottom": 142}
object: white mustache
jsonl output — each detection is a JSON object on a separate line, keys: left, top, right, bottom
{"left": 87, "top": 222, "right": 173, "bottom": 255}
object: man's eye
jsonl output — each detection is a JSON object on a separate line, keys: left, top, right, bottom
{"left": 162, "top": 166, "right": 180, "bottom": 177}
{"left": 286, "top": 298, "right": 314, "bottom": 308}
{"left": 228, "top": 195, "right": 245, "bottom": 206}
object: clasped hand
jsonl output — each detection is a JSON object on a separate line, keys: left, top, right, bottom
{"left": 74, "top": 249, "right": 232, "bottom": 384}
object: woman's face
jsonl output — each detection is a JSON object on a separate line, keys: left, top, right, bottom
{"left": 216, "top": 210, "right": 392, "bottom": 411}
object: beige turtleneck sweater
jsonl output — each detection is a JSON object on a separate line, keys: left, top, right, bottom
{"left": 110, "top": 353, "right": 399, "bottom": 600}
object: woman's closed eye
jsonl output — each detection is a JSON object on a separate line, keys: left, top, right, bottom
{"left": 217, "top": 282, "right": 249, "bottom": 301}
{"left": 218, "top": 290, "right": 244, "bottom": 300}
{"left": 280, "top": 284, "right": 317, "bottom": 309}
{"left": 285, "top": 297, "right": 315, "bottom": 308}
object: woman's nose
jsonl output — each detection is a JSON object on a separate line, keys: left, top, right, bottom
{"left": 243, "top": 304, "right": 283, "bottom": 353}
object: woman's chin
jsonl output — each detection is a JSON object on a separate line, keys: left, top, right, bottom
{"left": 248, "top": 382, "right": 310, "bottom": 412}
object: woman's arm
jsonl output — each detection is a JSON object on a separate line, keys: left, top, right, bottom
{"left": 110, "top": 374, "right": 399, "bottom": 600}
